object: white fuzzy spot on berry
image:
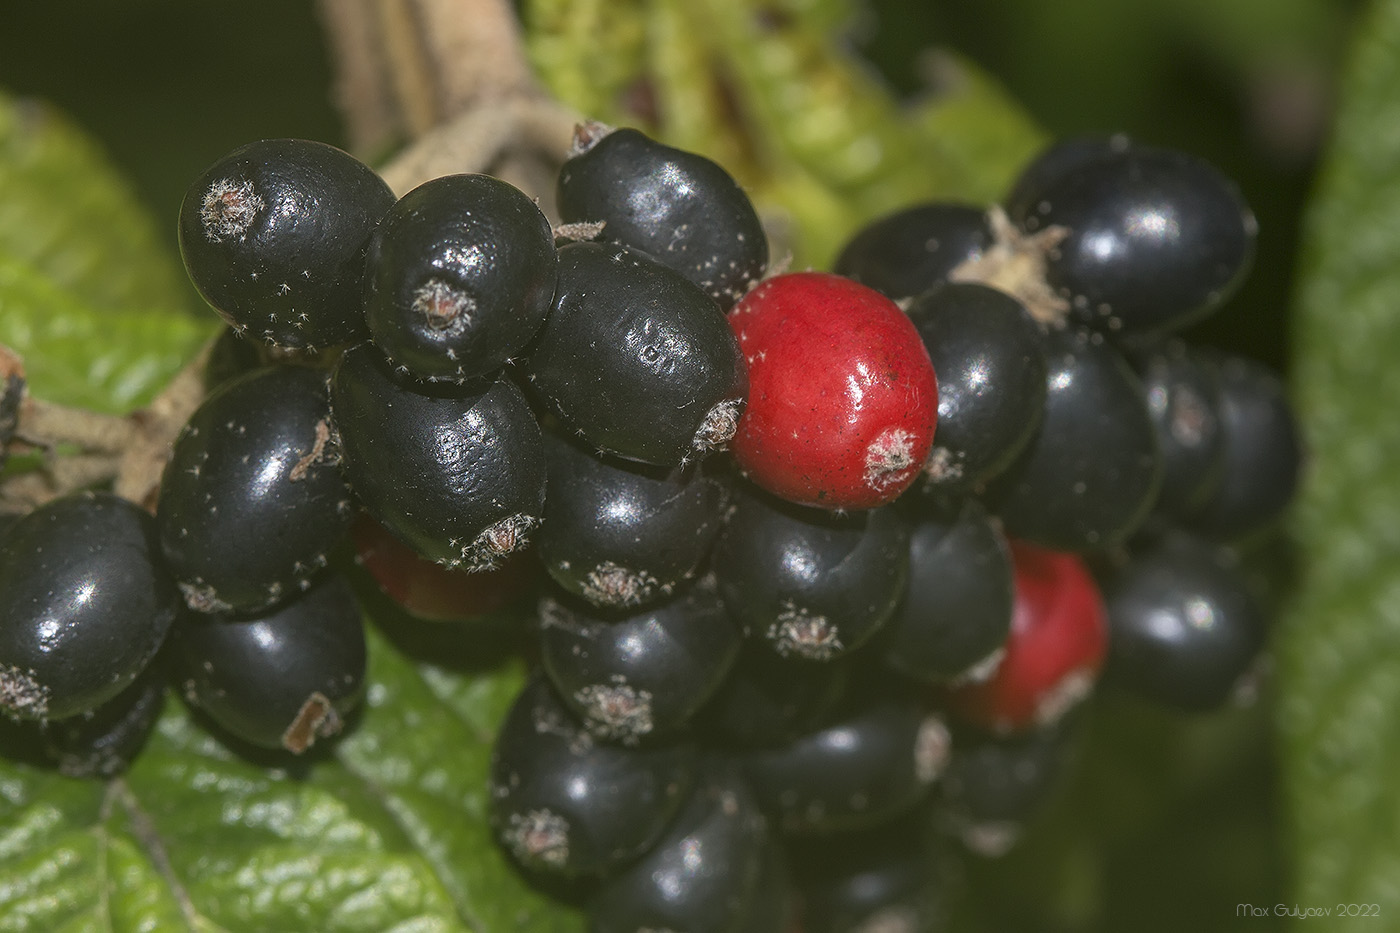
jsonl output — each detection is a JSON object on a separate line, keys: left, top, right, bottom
{"left": 914, "top": 715, "right": 952, "bottom": 783}
{"left": 504, "top": 808, "right": 571, "bottom": 868}
{"left": 864, "top": 427, "right": 918, "bottom": 492}
{"left": 0, "top": 664, "right": 49, "bottom": 719}
{"left": 179, "top": 581, "right": 233, "bottom": 614}
{"left": 579, "top": 561, "right": 658, "bottom": 608}
{"left": 922, "top": 445, "right": 964, "bottom": 484}
{"left": 767, "top": 602, "right": 844, "bottom": 660}
{"left": 692, "top": 397, "right": 743, "bottom": 454}
{"left": 575, "top": 678, "right": 654, "bottom": 744}
{"left": 412, "top": 278, "right": 475, "bottom": 333}
{"left": 201, "top": 177, "right": 263, "bottom": 242}
{"left": 961, "top": 820, "right": 1023, "bottom": 858}
{"left": 1033, "top": 667, "right": 1096, "bottom": 728}
{"left": 461, "top": 513, "right": 540, "bottom": 572}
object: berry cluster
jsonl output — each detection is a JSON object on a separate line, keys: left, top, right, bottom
{"left": 0, "top": 122, "right": 1301, "bottom": 931}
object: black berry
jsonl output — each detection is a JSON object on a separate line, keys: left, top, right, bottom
{"left": 157, "top": 365, "right": 353, "bottom": 614}
{"left": 331, "top": 344, "right": 547, "bottom": 570}
{"left": 1131, "top": 339, "right": 1228, "bottom": 516}
{"left": 696, "top": 642, "right": 851, "bottom": 749}
{"left": 0, "top": 491, "right": 178, "bottom": 721}
{"left": 558, "top": 123, "right": 768, "bottom": 309}
{"left": 178, "top": 138, "right": 394, "bottom": 349}
{"left": 525, "top": 241, "right": 748, "bottom": 466}
{"left": 39, "top": 663, "right": 166, "bottom": 778}
{"left": 834, "top": 202, "right": 992, "bottom": 300}
{"left": 364, "top": 174, "right": 557, "bottom": 383}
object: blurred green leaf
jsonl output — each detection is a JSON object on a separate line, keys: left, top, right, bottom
{"left": 1278, "top": 0, "right": 1400, "bottom": 912}
{"left": 0, "top": 623, "right": 583, "bottom": 932}
{"left": 0, "top": 90, "right": 208, "bottom": 413}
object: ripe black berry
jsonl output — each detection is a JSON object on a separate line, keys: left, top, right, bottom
{"left": 984, "top": 326, "right": 1162, "bottom": 550}
{"left": 588, "top": 761, "right": 769, "bottom": 933}
{"left": 157, "top": 365, "right": 353, "bottom": 614}
{"left": 906, "top": 282, "right": 1047, "bottom": 494}
{"left": 1183, "top": 354, "right": 1303, "bottom": 541}
{"left": 558, "top": 123, "right": 768, "bottom": 309}
{"left": 525, "top": 241, "right": 748, "bottom": 466}
{"left": 740, "top": 700, "right": 950, "bottom": 835}
{"left": 537, "top": 432, "right": 729, "bottom": 608}
{"left": 1002, "top": 135, "right": 1127, "bottom": 224}
{"left": 171, "top": 573, "right": 366, "bottom": 754}
{"left": 833, "top": 202, "right": 992, "bottom": 300}
{"left": 1102, "top": 532, "right": 1267, "bottom": 711}
{"left": 538, "top": 581, "right": 742, "bottom": 744}
{"left": 364, "top": 174, "right": 557, "bottom": 383}
{"left": 1020, "top": 145, "right": 1257, "bottom": 336}
{"left": 880, "top": 498, "right": 1014, "bottom": 684}
{"left": 0, "top": 491, "right": 178, "bottom": 721}
{"left": 331, "top": 344, "right": 547, "bottom": 570}
{"left": 178, "top": 138, "right": 395, "bottom": 349}
{"left": 712, "top": 486, "right": 909, "bottom": 661}
{"left": 696, "top": 642, "right": 851, "bottom": 749}
{"left": 489, "top": 674, "right": 697, "bottom": 877}
{"left": 40, "top": 663, "right": 165, "bottom": 778}
{"left": 1132, "top": 340, "right": 1228, "bottom": 517}
{"left": 792, "top": 822, "right": 950, "bottom": 933}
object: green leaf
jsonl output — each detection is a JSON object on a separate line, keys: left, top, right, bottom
{"left": 1278, "top": 0, "right": 1400, "bottom": 911}
{"left": 0, "top": 90, "right": 209, "bottom": 414}
{"left": 0, "top": 621, "right": 584, "bottom": 932}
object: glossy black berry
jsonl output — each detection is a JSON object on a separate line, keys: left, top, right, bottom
{"left": 331, "top": 343, "right": 547, "bottom": 570}
{"left": 881, "top": 498, "right": 1014, "bottom": 684}
{"left": 364, "top": 174, "right": 557, "bottom": 383}
{"left": 712, "top": 486, "right": 909, "bottom": 661}
{"left": 1102, "top": 532, "right": 1267, "bottom": 711}
{"left": 558, "top": 123, "right": 768, "bottom": 309}
{"left": 833, "top": 202, "right": 992, "bottom": 300}
{"left": 588, "top": 760, "right": 769, "bottom": 933}
{"left": 937, "top": 721, "right": 1072, "bottom": 855}
{"left": 157, "top": 365, "right": 353, "bottom": 614}
{"left": 1021, "top": 145, "right": 1257, "bottom": 336}
{"left": 178, "top": 138, "right": 395, "bottom": 349}
{"left": 696, "top": 641, "right": 850, "bottom": 749}
{"left": 538, "top": 581, "right": 743, "bottom": 743}
{"left": 739, "top": 841, "right": 797, "bottom": 933}
{"left": 538, "top": 432, "right": 729, "bottom": 608}
{"left": 1132, "top": 340, "right": 1228, "bottom": 516}
{"left": 740, "top": 701, "right": 950, "bottom": 835}
{"left": 792, "top": 822, "right": 951, "bottom": 933}
{"left": 0, "top": 491, "right": 178, "bottom": 721}
{"left": 40, "top": 663, "right": 165, "bottom": 778}
{"left": 489, "top": 674, "right": 697, "bottom": 877}
{"left": 171, "top": 573, "right": 366, "bottom": 754}
{"left": 907, "top": 282, "right": 1048, "bottom": 494}
{"left": 1183, "top": 354, "right": 1303, "bottom": 541}
{"left": 1003, "top": 135, "right": 1127, "bottom": 224}
{"left": 525, "top": 241, "right": 748, "bottom": 466}
{"left": 984, "top": 326, "right": 1162, "bottom": 551}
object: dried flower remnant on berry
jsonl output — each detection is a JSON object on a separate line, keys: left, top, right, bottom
{"left": 575, "top": 679, "right": 655, "bottom": 743}
{"left": 200, "top": 178, "right": 264, "bottom": 242}
{"left": 281, "top": 691, "right": 342, "bottom": 753}
{"left": 504, "top": 808, "right": 572, "bottom": 868}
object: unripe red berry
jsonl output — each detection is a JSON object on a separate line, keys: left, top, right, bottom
{"left": 946, "top": 540, "right": 1107, "bottom": 733}
{"left": 728, "top": 272, "right": 938, "bottom": 509}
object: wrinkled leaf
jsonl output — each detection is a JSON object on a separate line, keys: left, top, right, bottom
{"left": 0, "top": 622, "right": 583, "bottom": 932}
{"left": 1278, "top": 0, "right": 1400, "bottom": 912}
{"left": 0, "top": 91, "right": 208, "bottom": 413}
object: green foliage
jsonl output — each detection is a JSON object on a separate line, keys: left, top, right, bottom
{"left": 0, "top": 91, "right": 210, "bottom": 414}
{"left": 1278, "top": 0, "right": 1400, "bottom": 913}
{"left": 0, "top": 625, "right": 582, "bottom": 933}
{"left": 523, "top": 0, "right": 1044, "bottom": 267}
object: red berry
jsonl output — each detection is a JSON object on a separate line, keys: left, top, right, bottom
{"left": 353, "top": 515, "right": 537, "bottom": 622}
{"left": 728, "top": 272, "right": 938, "bottom": 509}
{"left": 946, "top": 540, "right": 1107, "bottom": 733}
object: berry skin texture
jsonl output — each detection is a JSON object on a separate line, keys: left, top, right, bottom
{"left": 178, "top": 138, "right": 395, "bottom": 350}
{"left": 947, "top": 541, "right": 1107, "bottom": 734}
{"left": 834, "top": 202, "right": 992, "bottom": 301}
{"left": 364, "top": 174, "right": 558, "bottom": 383}
{"left": 729, "top": 272, "right": 938, "bottom": 509}
{"left": 0, "top": 491, "right": 178, "bottom": 722}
